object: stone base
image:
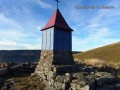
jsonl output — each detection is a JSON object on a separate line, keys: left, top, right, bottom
{"left": 34, "top": 50, "right": 75, "bottom": 78}
{"left": 39, "top": 50, "right": 75, "bottom": 65}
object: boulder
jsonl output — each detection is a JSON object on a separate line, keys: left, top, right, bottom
{"left": 55, "top": 75, "right": 65, "bottom": 83}
{"left": 70, "top": 82, "right": 90, "bottom": 90}
{"left": 117, "top": 69, "right": 120, "bottom": 77}
{"left": 114, "top": 82, "right": 120, "bottom": 90}
{"left": 95, "top": 72, "right": 116, "bottom": 86}
{"left": 49, "top": 79, "right": 55, "bottom": 86}
{"left": 0, "top": 67, "right": 8, "bottom": 77}
{"left": 48, "top": 71, "right": 56, "bottom": 79}
{"left": 96, "top": 85, "right": 114, "bottom": 90}
{"left": 54, "top": 82, "right": 65, "bottom": 90}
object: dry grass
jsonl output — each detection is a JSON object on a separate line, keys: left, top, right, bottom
{"left": 83, "top": 58, "right": 106, "bottom": 67}
{"left": 74, "top": 42, "right": 120, "bottom": 68}
{"left": 108, "top": 63, "right": 120, "bottom": 69}
{"left": 81, "top": 58, "right": 120, "bottom": 69}
{"left": 13, "top": 75, "right": 45, "bottom": 90}
{"left": 74, "top": 42, "right": 120, "bottom": 63}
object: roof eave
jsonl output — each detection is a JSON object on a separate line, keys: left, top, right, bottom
{"left": 41, "top": 26, "right": 74, "bottom": 31}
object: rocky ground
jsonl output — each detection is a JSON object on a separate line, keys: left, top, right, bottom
{"left": 50, "top": 71, "right": 120, "bottom": 90}
{"left": 39, "top": 63, "right": 120, "bottom": 90}
{"left": 0, "top": 62, "right": 120, "bottom": 90}
{"left": 0, "top": 62, "right": 45, "bottom": 90}
{"left": 0, "top": 74, "right": 45, "bottom": 90}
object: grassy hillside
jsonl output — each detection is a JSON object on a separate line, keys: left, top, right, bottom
{"left": 74, "top": 42, "right": 120, "bottom": 63}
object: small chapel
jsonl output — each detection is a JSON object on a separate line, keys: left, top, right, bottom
{"left": 34, "top": 0, "right": 75, "bottom": 80}
{"left": 41, "top": 9, "right": 73, "bottom": 51}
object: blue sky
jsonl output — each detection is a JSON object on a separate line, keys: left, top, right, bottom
{"left": 0, "top": 0, "right": 120, "bottom": 51}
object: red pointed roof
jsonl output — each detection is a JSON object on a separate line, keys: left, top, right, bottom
{"left": 41, "top": 9, "right": 73, "bottom": 31}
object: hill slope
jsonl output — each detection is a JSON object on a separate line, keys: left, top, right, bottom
{"left": 0, "top": 50, "right": 40, "bottom": 63}
{"left": 74, "top": 42, "right": 120, "bottom": 63}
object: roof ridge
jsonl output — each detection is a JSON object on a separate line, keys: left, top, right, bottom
{"left": 54, "top": 9, "right": 58, "bottom": 26}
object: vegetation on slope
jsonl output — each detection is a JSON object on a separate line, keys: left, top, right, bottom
{"left": 74, "top": 42, "right": 120, "bottom": 66}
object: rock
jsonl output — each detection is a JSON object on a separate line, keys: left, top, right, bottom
{"left": 96, "top": 78, "right": 107, "bottom": 86}
{"left": 0, "top": 78, "right": 3, "bottom": 84}
{"left": 54, "top": 82, "right": 64, "bottom": 90}
{"left": 73, "top": 72, "right": 88, "bottom": 79}
{"left": 117, "top": 69, "right": 120, "bottom": 77}
{"left": 102, "top": 66, "right": 117, "bottom": 75}
{"left": 70, "top": 83, "right": 79, "bottom": 90}
{"left": 43, "top": 75, "right": 47, "bottom": 80}
{"left": 1, "top": 86, "right": 8, "bottom": 90}
{"left": 86, "top": 75, "right": 96, "bottom": 85}
{"left": 0, "top": 67, "right": 8, "bottom": 77}
{"left": 82, "top": 85, "right": 90, "bottom": 90}
{"left": 39, "top": 77, "right": 43, "bottom": 82}
{"left": 70, "top": 72, "right": 96, "bottom": 90}
{"left": 96, "top": 85, "right": 114, "bottom": 90}
{"left": 49, "top": 79, "right": 54, "bottom": 86}
{"left": 30, "top": 64, "right": 36, "bottom": 69}
{"left": 84, "top": 67, "right": 96, "bottom": 73}
{"left": 48, "top": 71, "right": 56, "bottom": 79}
{"left": 9, "top": 65, "right": 21, "bottom": 72}
{"left": 95, "top": 72, "right": 116, "bottom": 86}
{"left": 65, "top": 73, "right": 71, "bottom": 77}
{"left": 114, "top": 83, "right": 120, "bottom": 90}
{"left": 62, "top": 83, "right": 67, "bottom": 90}
{"left": 71, "top": 80, "right": 87, "bottom": 88}
{"left": 31, "top": 73, "right": 35, "bottom": 76}
{"left": 71, "top": 82, "right": 90, "bottom": 90}
{"left": 64, "top": 73, "right": 71, "bottom": 83}
{"left": 91, "top": 72, "right": 95, "bottom": 75}
{"left": 68, "top": 87, "right": 72, "bottom": 90}
{"left": 55, "top": 75, "right": 64, "bottom": 83}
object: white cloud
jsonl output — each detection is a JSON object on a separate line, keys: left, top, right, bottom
{"left": 23, "top": 44, "right": 41, "bottom": 49}
{"left": 72, "top": 26, "right": 119, "bottom": 51}
{"left": 36, "top": 0, "right": 53, "bottom": 9}
{"left": 68, "top": 0, "right": 120, "bottom": 51}
{"left": 0, "top": 41, "right": 17, "bottom": 47}
{"left": 73, "top": 27, "right": 109, "bottom": 44}
{"left": 87, "top": 28, "right": 110, "bottom": 40}
{"left": 0, "top": 13, "right": 40, "bottom": 50}
{"left": 0, "top": 29, "right": 27, "bottom": 37}
{"left": 0, "top": 13, "right": 28, "bottom": 41}
{"left": 0, "top": 13, "right": 22, "bottom": 29}
{"left": 0, "top": 41, "right": 41, "bottom": 50}
{"left": 0, "top": 1, "right": 31, "bottom": 16}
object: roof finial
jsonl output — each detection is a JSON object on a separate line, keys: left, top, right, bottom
{"left": 56, "top": 0, "right": 60, "bottom": 9}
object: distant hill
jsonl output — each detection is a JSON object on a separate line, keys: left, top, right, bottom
{"left": 0, "top": 50, "right": 40, "bottom": 63}
{"left": 74, "top": 42, "right": 120, "bottom": 63}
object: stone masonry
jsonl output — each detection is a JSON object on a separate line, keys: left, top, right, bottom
{"left": 34, "top": 50, "right": 75, "bottom": 78}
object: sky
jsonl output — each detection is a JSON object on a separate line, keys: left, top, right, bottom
{"left": 0, "top": 0, "right": 120, "bottom": 51}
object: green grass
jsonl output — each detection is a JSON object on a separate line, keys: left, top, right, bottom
{"left": 74, "top": 42, "right": 120, "bottom": 63}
